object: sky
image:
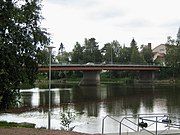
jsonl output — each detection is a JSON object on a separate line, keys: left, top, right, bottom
{"left": 41, "top": 0, "right": 180, "bottom": 52}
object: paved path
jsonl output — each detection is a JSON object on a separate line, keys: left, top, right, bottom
{"left": 105, "top": 129, "right": 180, "bottom": 135}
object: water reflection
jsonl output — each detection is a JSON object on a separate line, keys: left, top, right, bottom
{"left": 2, "top": 84, "right": 180, "bottom": 133}
{"left": 19, "top": 84, "right": 180, "bottom": 116}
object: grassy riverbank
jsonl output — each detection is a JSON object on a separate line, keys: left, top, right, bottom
{"left": 0, "top": 121, "right": 35, "bottom": 128}
{"left": 19, "top": 77, "right": 180, "bottom": 89}
{"left": 0, "top": 121, "right": 92, "bottom": 135}
{"left": 36, "top": 78, "right": 180, "bottom": 85}
{"left": 0, "top": 127, "right": 91, "bottom": 135}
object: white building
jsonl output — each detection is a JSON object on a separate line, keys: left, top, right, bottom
{"left": 152, "top": 44, "right": 166, "bottom": 65}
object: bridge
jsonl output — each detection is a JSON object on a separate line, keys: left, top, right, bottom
{"left": 38, "top": 64, "right": 164, "bottom": 85}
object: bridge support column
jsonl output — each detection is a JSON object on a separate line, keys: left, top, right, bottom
{"left": 152, "top": 71, "right": 155, "bottom": 82}
{"left": 138, "top": 71, "right": 156, "bottom": 83}
{"left": 79, "top": 71, "right": 100, "bottom": 86}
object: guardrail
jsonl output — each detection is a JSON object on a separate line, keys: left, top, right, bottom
{"left": 102, "top": 113, "right": 180, "bottom": 135}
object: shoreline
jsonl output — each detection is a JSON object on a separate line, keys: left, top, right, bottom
{"left": 0, "top": 127, "right": 94, "bottom": 135}
{"left": 36, "top": 79, "right": 179, "bottom": 85}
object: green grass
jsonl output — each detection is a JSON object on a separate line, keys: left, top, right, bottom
{"left": 0, "top": 121, "right": 35, "bottom": 128}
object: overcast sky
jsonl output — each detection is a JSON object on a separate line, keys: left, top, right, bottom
{"left": 41, "top": 0, "right": 180, "bottom": 52}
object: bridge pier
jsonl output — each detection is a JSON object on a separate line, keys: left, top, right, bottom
{"left": 138, "top": 71, "right": 155, "bottom": 83}
{"left": 79, "top": 71, "right": 100, "bottom": 86}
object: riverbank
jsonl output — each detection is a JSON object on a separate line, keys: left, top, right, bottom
{"left": 35, "top": 79, "right": 180, "bottom": 86}
{"left": 0, "top": 128, "right": 93, "bottom": 135}
{"left": 25, "top": 79, "right": 179, "bottom": 90}
{"left": 1, "top": 128, "right": 180, "bottom": 135}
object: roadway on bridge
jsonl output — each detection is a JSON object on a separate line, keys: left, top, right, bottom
{"left": 38, "top": 64, "right": 163, "bottom": 71}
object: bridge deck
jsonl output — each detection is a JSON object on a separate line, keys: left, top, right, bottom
{"left": 38, "top": 64, "right": 163, "bottom": 71}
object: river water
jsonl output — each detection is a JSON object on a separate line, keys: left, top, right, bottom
{"left": 0, "top": 83, "right": 180, "bottom": 133}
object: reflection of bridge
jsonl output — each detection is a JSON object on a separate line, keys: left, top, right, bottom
{"left": 38, "top": 64, "right": 164, "bottom": 86}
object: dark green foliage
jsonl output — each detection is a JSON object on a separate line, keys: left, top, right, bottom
{"left": 0, "top": 0, "right": 50, "bottom": 110}
{"left": 101, "top": 40, "right": 120, "bottom": 64}
{"left": 164, "top": 33, "right": 180, "bottom": 78}
{"left": 157, "top": 68, "right": 172, "bottom": 79}
{"left": 118, "top": 45, "right": 131, "bottom": 64}
{"left": 56, "top": 51, "right": 71, "bottom": 64}
{"left": 0, "top": 121, "right": 35, "bottom": 128}
{"left": 70, "top": 38, "right": 150, "bottom": 66}
{"left": 59, "top": 42, "right": 65, "bottom": 55}
{"left": 130, "top": 38, "right": 145, "bottom": 64}
{"left": 165, "top": 44, "right": 180, "bottom": 78}
{"left": 83, "top": 38, "right": 102, "bottom": 63}
{"left": 71, "top": 42, "right": 84, "bottom": 64}
{"left": 101, "top": 43, "right": 112, "bottom": 63}
{"left": 140, "top": 44, "right": 153, "bottom": 64}
{"left": 102, "top": 40, "right": 120, "bottom": 64}
{"left": 36, "top": 49, "right": 49, "bottom": 65}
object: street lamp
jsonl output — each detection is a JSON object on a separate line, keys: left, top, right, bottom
{"left": 47, "top": 46, "right": 55, "bottom": 130}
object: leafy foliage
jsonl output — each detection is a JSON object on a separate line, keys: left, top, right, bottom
{"left": 60, "top": 111, "right": 76, "bottom": 131}
{"left": 164, "top": 32, "right": 180, "bottom": 78}
{"left": 165, "top": 44, "right": 180, "bottom": 78}
{"left": 101, "top": 43, "right": 112, "bottom": 63}
{"left": 140, "top": 44, "right": 153, "bottom": 64}
{"left": 71, "top": 42, "right": 84, "bottom": 64}
{"left": 118, "top": 45, "right": 131, "bottom": 64}
{"left": 0, "top": 121, "right": 35, "bottom": 128}
{"left": 130, "top": 39, "right": 145, "bottom": 64}
{"left": 83, "top": 38, "right": 102, "bottom": 63}
{"left": 101, "top": 40, "right": 120, "bottom": 64}
{"left": 0, "top": 0, "right": 50, "bottom": 109}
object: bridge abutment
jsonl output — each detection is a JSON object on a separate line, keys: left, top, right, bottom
{"left": 79, "top": 71, "right": 100, "bottom": 86}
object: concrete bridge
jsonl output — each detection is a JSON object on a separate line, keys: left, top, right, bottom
{"left": 38, "top": 64, "right": 164, "bottom": 85}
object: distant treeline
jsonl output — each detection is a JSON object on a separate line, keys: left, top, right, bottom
{"left": 38, "top": 37, "right": 180, "bottom": 80}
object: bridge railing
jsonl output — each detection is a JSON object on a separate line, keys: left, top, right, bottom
{"left": 50, "top": 63, "right": 164, "bottom": 67}
{"left": 102, "top": 113, "right": 180, "bottom": 135}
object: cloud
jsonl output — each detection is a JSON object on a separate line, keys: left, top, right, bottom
{"left": 114, "top": 18, "right": 154, "bottom": 29}
{"left": 160, "top": 20, "right": 180, "bottom": 29}
{"left": 42, "top": 0, "right": 180, "bottom": 52}
{"left": 46, "top": 0, "right": 99, "bottom": 9}
{"left": 87, "top": 8, "right": 125, "bottom": 21}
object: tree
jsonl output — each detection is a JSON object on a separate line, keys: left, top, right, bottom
{"left": 118, "top": 45, "right": 131, "bottom": 64}
{"left": 165, "top": 28, "right": 180, "bottom": 78}
{"left": 56, "top": 51, "right": 70, "bottom": 64}
{"left": 140, "top": 44, "right": 153, "bottom": 64}
{"left": 57, "top": 44, "right": 70, "bottom": 64}
{"left": 58, "top": 42, "right": 65, "bottom": 55}
{"left": 101, "top": 43, "right": 112, "bottom": 63}
{"left": 36, "top": 48, "right": 49, "bottom": 65}
{"left": 101, "top": 40, "right": 120, "bottom": 64}
{"left": 130, "top": 38, "right": 144, "bottom": 64}
{"left": 0, "top": 0, "right": 50, "bottom": 109}
{"left": 165, "top": 44, "right": 180, "bottom": 78}
{"left": 166, "top": 36, "right": 175, "bottom": 45}
{"left": 110, "top": 40, "right": 121, "bottom": 63}
{"left": 83, "top": 38, "right": 102, "bottom": 63}
{"left": 71, "top": 42, "right": 84, "bottom": 64}
{"left": 176, "top": 27, "right": 180, "bottom": 45}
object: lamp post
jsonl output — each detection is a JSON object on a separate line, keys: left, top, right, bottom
{"left": 47, "top": 46, "right": 55, "bottom": 130}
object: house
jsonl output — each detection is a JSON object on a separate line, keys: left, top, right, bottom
{"left": 152, "top": 44, "right": 167, "bottom": 65}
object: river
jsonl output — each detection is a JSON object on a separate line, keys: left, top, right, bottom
{"left": 0, "top": 83, "right": 180, "bottom": 133}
